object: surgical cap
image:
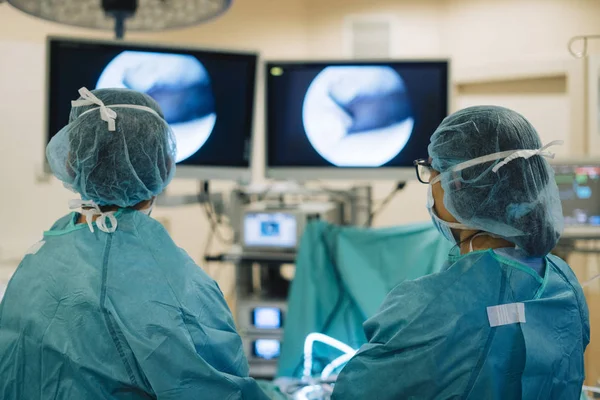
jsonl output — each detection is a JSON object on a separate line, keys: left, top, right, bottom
{"left": 428, "top": 106, "right": 563, "bottom": 256}
{"left": 47, "top": 88, "right": 176, "bottom": 208}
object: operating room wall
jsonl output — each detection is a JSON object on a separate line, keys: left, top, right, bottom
{"left": 305, "top": 0, "right": 600, "bottom": 62}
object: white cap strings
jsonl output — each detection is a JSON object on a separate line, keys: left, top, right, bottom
{"left": 69, "top": 199, "right": 118, "bottom": 234}
{"left": 71, "top": 87, "right": 163, "bottom": 132}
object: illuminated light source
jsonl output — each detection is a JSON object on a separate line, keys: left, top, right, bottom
{"left": 270, "top": 67, "right": 284, "bottom": 76}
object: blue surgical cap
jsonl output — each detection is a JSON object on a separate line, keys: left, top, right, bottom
{"left": 47, "top": 88, "right": 177, "bottom": 208}
{"left": 428, "top": 105, "right": 563, "bottom": 256}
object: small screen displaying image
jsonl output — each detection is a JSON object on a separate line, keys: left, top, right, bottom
{"left": 243, "top": 213, "right": 297, "bottom": 248}
{"left": 253, "top": 339, "right": 281, "bottom": 360}
{"left": 252, "top": 307, "right": 283, "bottom": 329}
{"left": 555, "top": 165, "right": 600, "bottom": 226}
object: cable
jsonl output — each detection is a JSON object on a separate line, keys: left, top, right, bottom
{"left": 303, "top": 333, "right": 356, "bottom": 379}
{"left": 203, "top": 214, "right": 216, "bottom": 258}
{"left": 367, "top": 182, "right": 405, "bottom": 226}
{"left": 200, "top": 202, "right": 233, "bottom": 287}
{"left": 198, "top": 182, "right": 233, "bottom": 245}
{"left": 321, "top": 352, "right": 356, "bottom": 380}
{"left": 196, "top": 182, "right": 234, "bottom": 287}
{"left": 202, "top": 202, "right": 232, "bottom": 243}
{"left": 583, "top": 272, "right": 600, "bottom": 287}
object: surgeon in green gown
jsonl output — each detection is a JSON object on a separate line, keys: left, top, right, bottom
{"left": 332, "top": 106, "right": 590, "bottom": 399}
{"left": 0, "top": 88, "right": 269, "bottom": 400}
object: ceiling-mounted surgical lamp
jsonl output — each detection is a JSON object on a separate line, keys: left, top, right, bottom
{"left": 0, "top": 0, "right": 232, "bottom": 39}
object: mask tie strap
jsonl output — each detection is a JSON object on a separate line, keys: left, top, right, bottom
{"left": 492, "top": 140, "right": 564, "bottom": 173}
{"left": 69, "top": 199, "right": 118, "bottom": 233}
{"left": 96, "top": 213, "right": 118, "bottom": 233}
{"left": 468, "top": 232, "right": 505, "bottom": 252}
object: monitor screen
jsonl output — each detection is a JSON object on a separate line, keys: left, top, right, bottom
{"left": 554, "top": 164, "right": 600, "bottom": 226}
{"left": 252, "top": 339, "right": 281, "bottom": 360}
{"left": 251, "top": 307, "right": 283, "bottom": 329}
{"left": 265, "top": 60, "right": 448, "bottom": 178}
{"left": 243, "top": 212, "right": 298, "bottom": 248}
{"left": 47, "top": 37, "right": 257, "bottom": 177}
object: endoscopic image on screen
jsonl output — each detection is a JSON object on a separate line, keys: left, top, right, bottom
{"left": 96, "top": 51, "right": 217, "bottom": 163}
{"left": 266, "top": 61, "right": 448, "bottom": 170}
{"left": 556, "top": 165, "right": 600, "bottom": 226}
{"left": 302, "top": 66, "right": 414, "bottom": 167}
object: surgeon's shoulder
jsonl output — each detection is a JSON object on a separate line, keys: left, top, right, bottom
{"left": 379, "top": 262, "right": 461, "bottom": 309}
{"left": 131, "top": 212, "right": 182, "bottom": 251}
{"left": 364, "top": 269, "right": 449, "bottom": 342}
{"left": 47, "top": 213, "right": 76, "bottom": 231}
{"left": 132, "top": 213, "right": 216, "bottom": 279}
{"left": 546, "top": 254, "right": 588, "bottom": 300}
{"left": 547, "top": 254, "right": 582, "bottom": 285}
{"left": 365, "top": 251, "right": 495, "bottom": 342}
{"left": 547, "top": 254, "right": 590, "bottom": 340}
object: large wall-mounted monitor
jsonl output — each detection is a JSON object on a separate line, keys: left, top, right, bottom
{"left": 265, "top": 60, "right": 449, "bottom": 181}
{"left": 553, "top": 160, "right": 600, "bottom": 238}
{"left": 46, "top": 36, "right": 257, "bottom": 181}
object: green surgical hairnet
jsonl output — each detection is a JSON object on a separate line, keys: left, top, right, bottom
{"left": 47, "top": 88, "right": 177, "bottom": 208}
{"left": 428, "top": 105, "right": 563, "bottom": 256}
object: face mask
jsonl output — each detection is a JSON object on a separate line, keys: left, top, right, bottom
{"left": 427, "top": 175, "right": 470, "bottom": 245}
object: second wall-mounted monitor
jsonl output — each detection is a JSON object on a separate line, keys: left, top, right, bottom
{"left": 47, "top": 37, "right": 258, "bottom": 181}
{"left": 553, "top": 160, "right": 600, "bottom": 237}
{"left": 265, "top": 60, "right": 449, "bottom": 180}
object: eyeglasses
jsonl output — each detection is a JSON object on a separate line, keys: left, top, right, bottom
{"left": 414, "top": 159, "right": 433, "bottom": 184}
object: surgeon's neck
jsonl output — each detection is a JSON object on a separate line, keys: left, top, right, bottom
{"left": 459, "top": 230, "right": 515, "bottom": 255}
{"left": 76, "top": 199, "right": 153, "bottom": 225}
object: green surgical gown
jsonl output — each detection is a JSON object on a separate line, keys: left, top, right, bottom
{"left": 332, "top": 249, "right": 590, "bottom": 399}
{"left": 0, "top": 210, "right": 269, "bottom": 400}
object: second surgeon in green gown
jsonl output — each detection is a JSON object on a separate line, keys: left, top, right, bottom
{"left": 332, "top": 106, "right": 590, "bottom": 399}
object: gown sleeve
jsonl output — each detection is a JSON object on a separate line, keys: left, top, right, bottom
{"left": 331, "top": 279, "right": 445, "bottom": 400}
